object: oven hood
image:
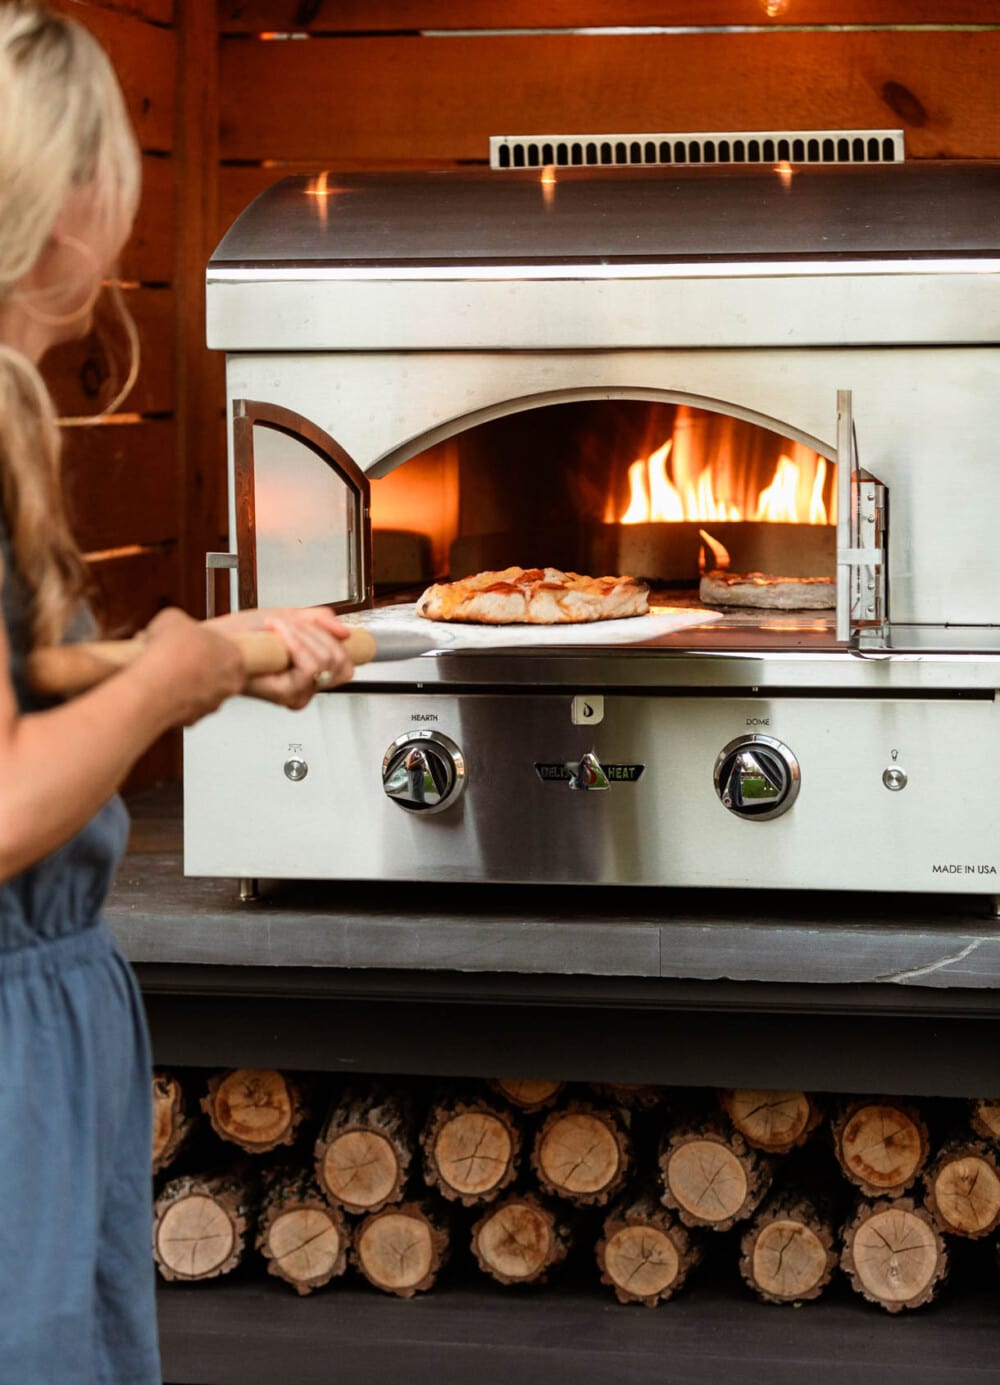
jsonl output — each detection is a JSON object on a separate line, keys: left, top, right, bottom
{"left": 206, "top": 164, "right": 1000, "bottom": 351}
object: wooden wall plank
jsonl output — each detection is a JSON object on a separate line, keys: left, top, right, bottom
{"left": 219, "top": 2, "right": 1000, "bottom": 32}
{"left": 87, "top": 545, "right": 178, "bottom": 627}
{"left": 220, "top": 31, "right": 1000, "bottom": 163}
{"left": 173, "top": 0, "right": 225, "bottom": 619}
{"left": 50, "top": 2, "right": 177, "bottom": 151}
{"left": 89, "top": 546, "right": 183, "bottom": 785}
{"left": 45, "top": 288, "right": 175, "bottom": 418}
{"left": 122, "top": 154, "right": 174, "bottom": 284}
{"left": 63, "top": 419, "right": 178, "bottom": 552}
{"left": 71, "top": 0, "right": 174, "bottom": 22}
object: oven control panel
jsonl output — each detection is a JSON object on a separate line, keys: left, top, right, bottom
{"left": 382, "top": 731, "right": 466, "bottom": 814}
{"left": 713, "top": 735, "right": 800, "bottom": 820}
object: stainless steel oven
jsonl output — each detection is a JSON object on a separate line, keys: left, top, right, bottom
{"left": 184, "top": 152, "right": 1000, "bottom": 900}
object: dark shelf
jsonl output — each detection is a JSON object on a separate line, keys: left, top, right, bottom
{"left": 159, "top": 1269, "right": 999, "bottom": 1385}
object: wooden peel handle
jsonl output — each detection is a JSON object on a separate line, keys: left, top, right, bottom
{"left": 26, "top": 627, "right": 377, "bottom": 698}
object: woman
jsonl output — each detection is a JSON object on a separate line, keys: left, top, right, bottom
{"left": 0, "top": 6, "right": 353, "bottom": 1380}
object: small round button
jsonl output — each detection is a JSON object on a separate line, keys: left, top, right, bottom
{"left": 882, "top": 766, "right": 907, "bottom": 792}
{"left": 283, "top": 757, "right": 308, "bottom": 782}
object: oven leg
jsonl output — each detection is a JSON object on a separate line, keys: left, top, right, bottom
{"left": 239, "top": 877, "right": 260, "bottom": 904}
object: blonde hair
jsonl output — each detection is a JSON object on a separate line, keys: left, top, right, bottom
{"left": 0, "top": 2, "right": 141, "bottom": 648}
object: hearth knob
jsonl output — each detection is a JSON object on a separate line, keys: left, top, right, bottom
{"left": 382, "top": 731, "right": 466, "bottom": 814}
{"left": 714, "top": 735, "right": 800, "bottom": 821}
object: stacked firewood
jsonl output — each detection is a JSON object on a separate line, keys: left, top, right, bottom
{"left": 151, "top": 1070, "right": 1000, "bottom": 1313}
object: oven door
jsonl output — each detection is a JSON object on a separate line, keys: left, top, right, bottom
{"left": 231, "top": 399, "right": 373, "bottom": 613}
{"left": 836, "top": 389, "right": 887, "bottom": 644}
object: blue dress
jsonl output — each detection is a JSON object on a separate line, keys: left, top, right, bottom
{"left": 0, "top": 519, "right": 160, "bottom": 1384}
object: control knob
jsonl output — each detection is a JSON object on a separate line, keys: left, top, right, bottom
{"left": 382, "top": 731, "right": 466, "bottom": 814}
{"left": 714, "top": 734, "right": 800, "bottom": 820}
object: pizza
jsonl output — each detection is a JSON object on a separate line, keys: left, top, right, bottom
{"left": 700, "top": 569, "right": 835, "bottom": 610}
{"left": 416, "top": 566, "right": 649, "bottom": 624}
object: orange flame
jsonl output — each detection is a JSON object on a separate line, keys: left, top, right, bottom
{"left": 619, "top": 414, "right": 833, "bottom": 526}
{"left": 698, "top": 528, "right": 731, "bottom": 573}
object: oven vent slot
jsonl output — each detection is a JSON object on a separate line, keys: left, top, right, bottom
{"left": 490, "top": 129, "right": 905, "bottom": 170}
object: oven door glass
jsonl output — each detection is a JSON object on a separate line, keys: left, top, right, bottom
{"left": 233, "top": 400, "right": 372, "bottom": 612}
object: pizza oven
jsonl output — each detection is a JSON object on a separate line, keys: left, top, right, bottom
{"left": 184, "top": 148, "right": 1000, "bottom": 902}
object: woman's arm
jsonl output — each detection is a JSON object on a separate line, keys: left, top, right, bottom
{"left": 0, "top": 608, "right": 245, "bottom": 882}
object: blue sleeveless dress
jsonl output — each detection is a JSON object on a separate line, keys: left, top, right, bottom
{"left": 0, "top": 520, "right": 160, "bottom": 1384}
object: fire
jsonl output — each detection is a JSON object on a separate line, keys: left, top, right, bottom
{"left": 698, "top": 528, "right": 731, "bottom": 573}
{"left": 619, "top": 411, "right": 834, "bottom": 526}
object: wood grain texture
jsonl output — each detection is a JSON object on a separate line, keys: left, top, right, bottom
{"left": 832, "top": 1099, "right": 930, "bottom": 1198}
{"left": 738, "top": 1193, "right": 837, "bottom": 1303}
{"left": 422, "top": 1098, "right": 521, "bottom": 1205}
{"left": 154, "top": 1170, "right": 256, "bottom": 1281}
{"left": 72, "top": 0, "right": 173, "bottom": 22}
{"left": 841, "top": 1198, "right": 948, "bottom": 1313}
{"left": 50, "top": 2, "right": 176, "bottom": 151}
{"left": 46, "top": 287, "right": 174, "bottom": 419}
{"left": 218, "top": 2, "right": 1000, "bottom": 33}
{"left": 923, "top": 1139, "right": 1000, "bottom": 1239}
{"left": 173, "top": 0, "right": 226, "bottom": 617}
{"left": 354, "top": 1202, "right": 450, "bottom": 1297}
{"left": 470, "top": 1193, "right": 571, "bottom": 1285}
{"left": 219, "top": 30, "right": 1000, "bottom": 163}
{"left": 122, "top": 154, "right": 174, "bottom": 284}
{"left": 202, "top": 1068, "right": 307, "bottom": 1152}
{"left": 257, "top": 1170, "right": 350, "bottom": 1293}
{"left": 597, "top": 1193, "right": 701, "bottom": 1305}
{"left": 64, "top": 419, "right": 178, "bottom": 552}
{"left": 86, "top": 542, "right": 178, "bottom": 634}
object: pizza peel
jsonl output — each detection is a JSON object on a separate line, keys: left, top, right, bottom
{"left": 27, "top": 605, "right": 721, "bottom": 697}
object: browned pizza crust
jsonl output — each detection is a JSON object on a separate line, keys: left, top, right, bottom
{"left": 700, "top": 570, "right": 835, "bottom": 610}
{"left": 417, "top": 567, "right": 650, "bottom": 624}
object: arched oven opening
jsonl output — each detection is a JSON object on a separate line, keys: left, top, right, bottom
{"left": 369, "top": 399, "right": 839, "bottom": 644}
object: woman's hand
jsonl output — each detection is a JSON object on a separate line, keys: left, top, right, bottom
{"left": 211, "top": 606, "right": 355, "bottom": 710}
{"left": 135, "top": 608, "right": 247, "bottom": 727}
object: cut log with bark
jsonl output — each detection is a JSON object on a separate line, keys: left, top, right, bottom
{"left": 841, "top": 1198, "right": 948, "bottom": 1313}
{"left": 532, "top": 1102, "right": 631, "bottom": 1207}
{"left": 720, "top": 1089, "right": 822, "bottom": 1154}
{"left": 353, "top": 1201, "right": 450, "bottom": 1298}
{"left": 152, "top": 1069, "right": 195, "bottom": 1174}
{"left": 314, "top": 1088, "right": 416, "bottom": 1215}
{"left": 970, "top": 1099, "right": 1000, "bottom": 1146}
{"left": 659, "top": 1120, "right": 774, "bottom": 1232}
{"left": 153, "top": 1170, "right": 256, "bottom": 1282}
{"left": 831, "top": 1099, "right": 930, "bottom": 1197}
{"left": 490, "top": 1079, "right": 565, "bottom": 1113}
{"left": 739, "top": 1192, "right": 838, "bottom": 1304}
{"left": 470, "top": 1193, "right": 571, "bottom": 1286}
{"left": 256, "top": 1169, "right": 351, "bottom": 1295}
{"left": 200, "top": 1069, "right": 307, "bottom": 1155}
{"left": 923, "top": 1139, "right": 1000, "bottom": 1239}
{"left": 596, "top": 1192, "right": 702, "bottom": 1306}
{"left": 422, "top": 1097, "right": 521, "bottom": 1205}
